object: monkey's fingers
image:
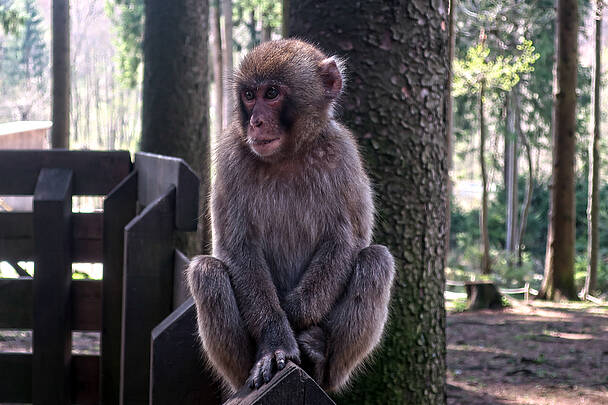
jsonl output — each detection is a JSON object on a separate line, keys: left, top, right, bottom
{"left": 275, "top": 350, "right": 286, "bottom": 370}
{"left": 261, "top": 355, "right": 273, "bottom": 383}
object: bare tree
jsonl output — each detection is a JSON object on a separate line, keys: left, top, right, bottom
{"left": 51, "top": 0, "right": 70, "bottom": 148}
{"left": 584, "top": 0, "right": 602, "bottom": 297}
{"left": 221, "top": 0, "right": 233, "bottom": 128}
{"left": 210, "top": 0, "right": 223, "bottom": 138}
{"left": 539, "top": 0, "right": 578, "bottom": 301}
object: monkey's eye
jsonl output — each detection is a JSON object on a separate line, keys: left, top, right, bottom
{"left": 244, "top": 90, "right": 255, "bottom": 101}
{"left": 265, "top": 86, "right": 279, "bottom": 99}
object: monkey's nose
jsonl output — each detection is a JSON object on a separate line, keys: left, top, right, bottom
{"left": 250, "top": 116, "right": 263, "bottom": 127}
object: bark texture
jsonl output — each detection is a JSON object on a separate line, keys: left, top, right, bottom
{"left": 539, "top": 0, "right": 578, "bottom": 300}
{"left": 585, "top": 0, "right": 601, "bottom": 295}
{"left": 141, "top": 0, "right": 210, "bottom": 254}
{"left": 505, "top": 89, "right": 519, "bottom": 255}
{"left": 287, "top": 1, "right": 449, "bottom": 403}
{"left": 51, "top": 0, "right": 70, "bottom": 148}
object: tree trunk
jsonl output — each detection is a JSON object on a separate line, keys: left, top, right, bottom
{"left": 51, "top": 0, "right": 70, "bottom": 149}
{"left": 210, "top": 0, "right": 223, "bottom": 141}
{"left": 505, "top": 89, "right": 519, "bottom": 255}
{"left": 141, "top": 0, "right": 210, "bottom": 255}
{"left": 585, "top": 0, "right": 602, "bottom": 297}
{"left": 480, "top": 80, "right": 491, "bottom": 275}
{"left": 221, "top": 0, "right": 233, "bottom": 129}
{"left": 446, "top": 0, "right": 456, "bottom": 255}
{"left": 287, "top": 2, "right": 448, "bottom": 403}
{"left": 517, "top": 132, "right": 534, "bottom": 267}
{"left": 539, "top": 0, "right": 578, "bottom": 301}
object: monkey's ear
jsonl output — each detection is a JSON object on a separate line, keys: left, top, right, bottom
{"left": 319, "top": 57, "right": 343, "bottom": 100}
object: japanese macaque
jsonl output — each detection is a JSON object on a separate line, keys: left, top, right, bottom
{"left": 187, "top": 39, "right": 394, "bottom": 394}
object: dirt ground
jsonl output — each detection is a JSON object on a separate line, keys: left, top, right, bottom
{"left": 447, "top": 300, "right": 608, "bottom": 405}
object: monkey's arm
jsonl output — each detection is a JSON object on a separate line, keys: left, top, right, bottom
{"left": 282, "top": 237, "right": 354, "bottom": 330}
{"left": 217, "top": 242, "right": 300, "bottom": 387}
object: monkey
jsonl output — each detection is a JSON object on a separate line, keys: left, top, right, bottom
{"left": 187, "top": 39, "right": 395, "bottom": 394}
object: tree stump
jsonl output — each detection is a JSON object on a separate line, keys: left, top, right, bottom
{"left": 465, "top": 282, "right": 503, "bottom": 310}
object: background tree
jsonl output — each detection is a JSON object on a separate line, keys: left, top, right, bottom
{"left": 221, "top": 0, "right": 233, "bottom": 128}
{"left": 453, "top": 37, "right": 539, "bottom": 273}
{"left": 140, "top": 0, "right": 210, "bottom": 253}
{"left": 51, "top": 0, "right": 69, "bottom": 148}
{"left": 0, "top": 0, "right": 23, "bottom": 34}
{"left": 584, "top": 0, "right": 602, "bottom": 297}
{"left": 287, "top": 1, "right": 449, "bottom": 403}
{"left": 539, "top": 0, "right": 579, "bottom": 300}
{"left": 210, "top": 0, "right": 223, "bottom": 141}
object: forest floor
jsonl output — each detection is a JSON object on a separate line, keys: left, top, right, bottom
{"left": 447, "top": 299, "right": 608, "bottom": 405}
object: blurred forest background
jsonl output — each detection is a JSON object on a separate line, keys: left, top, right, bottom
{"left": 2, "top": 0, "right": 607, "bottom": 299}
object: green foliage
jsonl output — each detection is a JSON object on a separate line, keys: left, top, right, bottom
{"left": 453, "top": 38, "right": 539, "bottom": 97}
{"left": 0, "top": 0, "right": 48, "bottom": 108}
{"left": 235, "top": 0, "right": 281, "bottom": 29}
{"left": 0, "top": 0, "right": 24, "bottom": 34}
{"left": 105, "top": 0, "right": 144, "bottom": 88}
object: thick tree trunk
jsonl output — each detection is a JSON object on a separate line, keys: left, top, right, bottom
{"left": 287, "top": 2, "right": 448, "bottom": 403}
{"left": 141, "top": 0, "right": 210, "bottom": 255}
{"left": 480, "top": 80, "right": 491, "bottom": 275}
{"left": 221, "top": 0, "right": 233, "bottom": 129}
{"left": 585, "top": 0, "right": 602, "bottom": 296}
{"left": 51, "top": 0, "right": 69, "bottom": 148}
{"left": 210, "top": 0, "right": 223, "bottom": 140}
{"left": 539, "top": 0, "right": 578, "bottom": 301}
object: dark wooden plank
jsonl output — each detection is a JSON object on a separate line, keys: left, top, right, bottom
{"left": 0, "top": 150, "right": 131, "bottom": 195}
{"left": 33, "top": 168, "right": 73, "bottom": 405}
{"left": 0, "top": 353, "right": 31, "bottom": 403}
{"left": 134, "top": 151, "right": 199, "bottom": 230}
{"left": 150, "top": 298, "right": 223, "bottom": 405}
{"left": 120, "top": 188, "right": 176, "bottom": 405}
{"left": 0, "top": 353, "right": 100, "bottom": 404}
{"left": 101, "top": 170, "right": 137, "bottom": 405}
{"left": 224, "top": 363, "right": 335, "bottom": 405}
{"left": 0, "top": 211, "right": 103, "bottom": 262}
{"left": 72, "top": 354, "right": 101, "bottom": 405}
{"left": 0, "top": 278, "right": 100, "bottom": 331}
{"left": 172, "top": 249, "right": 191, "bottom": 309}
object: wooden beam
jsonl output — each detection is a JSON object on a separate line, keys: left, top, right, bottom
{"left": 33, "top": 168, "right": 73, "bottom": 405}
{"left": 150, "top": 298, "right": 222, "bottom": 405}
{"left": 172, "top": 249, "right": 191, "bottom": 309}
{"left": 0, "top": 150, "right": 131, "bottom": 195}
{"left": 0, "top": 353, "right": 100, "bottom": 404}
{"left": 134, "top": 152, "right": 199, "bottom": 230}
{"left": 120, "top": 188, "right": 176, "bottom": 405}
{"left": 0, "top": 211, "right": 103, "bottom": 262}
{"left": 224, "top": 362, "right": 335, "bottom": 405}
{"left": 101, "top": 170, "right": 137, "bottom": 405}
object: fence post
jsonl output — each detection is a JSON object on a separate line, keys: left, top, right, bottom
{"left": 102, "top": 171, "right": 137, "bottom": 405}
{"left": 120, "top": 188, "right": 176, "bottom": 405}
{"left": 224, "top": 363, "right": 335, "bottom": 405}
{"left": 32, "top": 168, "right": 73, "bottom": 405}
{"left": 150, "top": 297, "right": 223, "bottom": 405}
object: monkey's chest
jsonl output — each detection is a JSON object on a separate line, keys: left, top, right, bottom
{"left": 248, "top": 187, "right": 328, "bottom": 292}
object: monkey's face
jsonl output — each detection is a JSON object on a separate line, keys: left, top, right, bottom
{"left": 240, "top": 83, "right": 290, "bottom": 159}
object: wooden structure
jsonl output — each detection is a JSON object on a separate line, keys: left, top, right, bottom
{"left": 224, "top": 363, "right": 335, "bottom": 405}
{"left": 0, "top": 150, "right": 216, "bottom": 404}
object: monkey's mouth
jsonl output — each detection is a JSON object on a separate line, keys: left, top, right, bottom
{"left": 249, "top": 137, "right": 282, "bottom": 156}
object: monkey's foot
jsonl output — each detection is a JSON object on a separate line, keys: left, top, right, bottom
{"left": 297, "top": 326, "right": 327, "bottom": 384}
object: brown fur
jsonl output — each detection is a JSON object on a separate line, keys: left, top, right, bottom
{"left": 187, "top": 39, "right": 394, "bottom": 393}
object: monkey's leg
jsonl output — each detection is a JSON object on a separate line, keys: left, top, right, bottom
{"left": 323, "top": 245, "right": 395, "bottom": 392}
{"left": 187, "top": 255, "right": 254, "bottom": 392}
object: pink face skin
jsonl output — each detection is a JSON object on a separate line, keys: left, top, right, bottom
{"left": 241, "top": 84, "right": 288, "bottom": 159}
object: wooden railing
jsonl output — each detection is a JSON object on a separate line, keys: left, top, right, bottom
{"left": 0, "top": 150, "right": 205, "bottom": 405}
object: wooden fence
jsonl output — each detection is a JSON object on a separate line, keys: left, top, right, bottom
{"left": 0, "top": 150, "right": 221, "bottom": 405}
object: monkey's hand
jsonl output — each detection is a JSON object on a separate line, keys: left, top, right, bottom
{"left": 282, "top": 289, "right": 317, "bottom": 330}
{"left": 247, "top": 327, "right": 300, "bottom": 389}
